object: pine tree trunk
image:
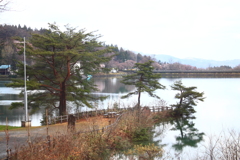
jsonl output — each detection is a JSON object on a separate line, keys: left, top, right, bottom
{"left": 59, "top": 58, "right": 71, "bottom": 115}
{"left": 137, "top": 88, "right": 141, "bottom": 122}
{"left": 138, "top": 89, "right": 141, "bottom": 110}
{"left": 176, "top": 119, "right": 184, "bottom": 138}
{"left": 59, "top": 82, "right": 67, "bottom": 115}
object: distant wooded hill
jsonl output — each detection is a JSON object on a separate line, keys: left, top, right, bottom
{"left": 0, "top": 24, "right": 48, "bottom": 70}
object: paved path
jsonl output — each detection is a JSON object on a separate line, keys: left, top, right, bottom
{"left": 0, "top": 117, "right": 110, "bottom": 159}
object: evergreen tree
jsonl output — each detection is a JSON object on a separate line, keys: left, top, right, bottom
{"left": 137, "top": 53, "right": 143, "bottom": 62}
{"left": 113, "top": 45, "right": 119, "bottom": 52}
{"left": 170, "top": 80, "right": 205, "bottom": 118}
{"left": 11, "top": 52, "right": 17, "bottom": 70}
{"left": 7, "top": 23, "right": 112, "bottom": 115}
{"left": 23, "top": 25, "right": 27, "bottom": 30}
{"left": 121, "top": 60, "right": 165, "bottom": 110}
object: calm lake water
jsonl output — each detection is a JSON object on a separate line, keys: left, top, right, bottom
{"left": 1, "top": 77, "right": 240, "bottom": 158}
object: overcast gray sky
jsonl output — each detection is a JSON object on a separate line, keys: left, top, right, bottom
{"left": 1, "top": 0, "right": 240, "bottom": 61}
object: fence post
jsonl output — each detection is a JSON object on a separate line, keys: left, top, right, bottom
{"left": 49, "top": 116, "right": 51, "bottom": 125}
{"left": 68, "top": 114, "right": 76, "bottom": 132}
{"left": 60, "top": 116, "right": 62, "bottom": 123}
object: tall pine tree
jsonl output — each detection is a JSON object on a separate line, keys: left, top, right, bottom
{"left": 170, "top": 80, "right": 205, "bottom": 118}
{"left": 7, "top": 23, "right": 112, "bottom": 115}
{"left": 121, "top": 60, "right": 165, "bottom": 110}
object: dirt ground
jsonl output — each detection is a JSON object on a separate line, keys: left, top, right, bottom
{"left": 0, "top": 116, "right": 114, "bottom": 159}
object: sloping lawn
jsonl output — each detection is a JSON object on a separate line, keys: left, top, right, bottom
{"left": 0, "top": 125, "right": 21, "bottom": 131}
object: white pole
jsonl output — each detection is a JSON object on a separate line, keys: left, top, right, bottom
{"left": 23, "top": 37, "right": 28, "bottom": 121}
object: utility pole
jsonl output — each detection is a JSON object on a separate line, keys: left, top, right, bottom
{"left": 21, "top": 37, "right": 31, "bottom": 127}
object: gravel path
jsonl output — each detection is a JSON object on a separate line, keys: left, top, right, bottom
{"left": 0, "top": 117, "right": 110, "bottom": 159}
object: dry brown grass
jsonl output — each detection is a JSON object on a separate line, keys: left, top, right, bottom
{"left": 4, "top": 111, "right": 162, "bottom": 160}
{"left": 3, "top": 114, "right": 133, "bottom": 160}
{"left": 44, "top": 116, "right": 111, "bottom": 134}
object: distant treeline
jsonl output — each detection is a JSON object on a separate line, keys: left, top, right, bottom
{"left": 0, "top": 24, "right": 48, "bottom": 70}
{"left": 1, "top": 24, "right": 240, "bottom": 72}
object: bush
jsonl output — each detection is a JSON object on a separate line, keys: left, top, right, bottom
{"left": 132, "top": 127, "right": 151, "bottom": 142}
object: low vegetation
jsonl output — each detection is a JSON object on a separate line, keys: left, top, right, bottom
{"left": 4, "top": 108, "right": 164, "bottom": 160}
{"left": 0, "top": 125, "right": 20, "bottom": 131}
{"left": 3, "top": 104, "right": 240, "bottom": 160}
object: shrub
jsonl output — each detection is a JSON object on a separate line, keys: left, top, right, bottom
{"left": 132, "top": 127, "right": 151, "bottom": 142}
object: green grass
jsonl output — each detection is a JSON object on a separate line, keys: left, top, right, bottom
{"left": 0, "top": 125, "right": 21, "bottom": 131}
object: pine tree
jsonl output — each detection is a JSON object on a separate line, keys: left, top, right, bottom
{"left": 11, "top": 52, "right": 17, "bottom": 70}
{"left": 137, "top": 53, "right": 143, "bottom": 62}
{"left": 121, "top": 60, "right": 165, "bottom": 110}
{"left": 170, "top": 80, "right": 205, "bottom": 118}
{"left": 7, "top": 23, "right": 112, "bottom": 115}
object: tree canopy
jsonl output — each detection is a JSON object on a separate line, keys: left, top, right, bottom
{"left": 170, "top": 80, "right": 205, "bottom": 118}
{"left": 7, "top": 23, "right": 113, "bottom": 115}
{"left": 121, "top": 60, "right": 165, "bottom": 109}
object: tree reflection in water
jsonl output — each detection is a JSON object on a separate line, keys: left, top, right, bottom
{"left": 170, "top": 117, "right": 204, "bottom": 151}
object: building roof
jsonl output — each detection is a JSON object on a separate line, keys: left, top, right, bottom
{"left": 0, "top": 65, "right": 11, "bottom": 69}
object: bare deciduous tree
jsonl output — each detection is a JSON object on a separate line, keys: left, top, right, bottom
{"left": 0, "top": 0, "right": 10, "bottom": 12}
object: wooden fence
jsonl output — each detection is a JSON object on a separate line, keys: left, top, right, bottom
{"left": 47, "top": 106, "right": 172, "bottom": 125}
{"left": 73, "top": 106, "right": 172, "bottom": 135}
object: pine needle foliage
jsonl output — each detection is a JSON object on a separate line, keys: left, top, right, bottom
{"left": 170, "top": 80, "right": 205, "bottom": 118}
{"left": 7, "top": 23, "right": 113, "bottom": 115}
{"left": 121, "top": 60, "right": 165, "bottom": 109}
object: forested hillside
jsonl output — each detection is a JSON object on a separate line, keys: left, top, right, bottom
{"left": 0, "top": 24, "right": 48, "bottom": 70}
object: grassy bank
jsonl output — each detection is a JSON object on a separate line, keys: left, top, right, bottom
{"left": 0, "top": 125, "right": 21, "bottom": 131}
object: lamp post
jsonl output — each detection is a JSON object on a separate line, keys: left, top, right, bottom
{"left": 21, "top": 37, "right": 31, "bottom": 127}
